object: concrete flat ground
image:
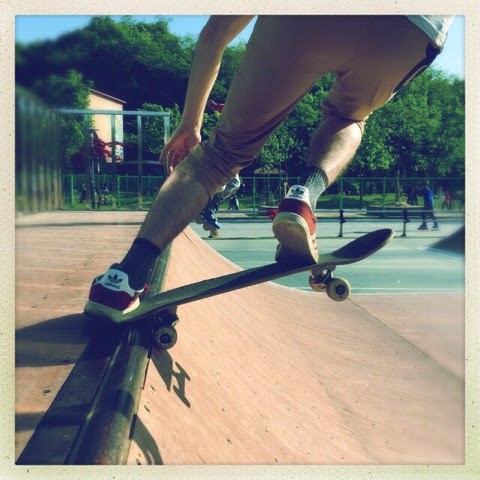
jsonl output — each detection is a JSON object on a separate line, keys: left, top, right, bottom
{"left": 14, "top": 211, "right": 465, "bottom": 465}
{"left": 191, "top": 217, "right": 465, "bottom": 294}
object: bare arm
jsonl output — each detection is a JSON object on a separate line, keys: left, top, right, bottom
{"left": 181, "top": 15, "right": 254, "bottom": 129}
{"left": 160, "top": 15, "right": 254, "bottom": 172}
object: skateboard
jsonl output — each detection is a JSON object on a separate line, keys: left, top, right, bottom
{"left": 120, "top": 228, "right": 394, "bottom": 350}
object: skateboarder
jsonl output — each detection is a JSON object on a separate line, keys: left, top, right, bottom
{"left": 196, "top": 174, "right": 242, "bottom": 235}
{"left": 194, "top": 95, "right": 240, "bottom": 235}
{"left": 418, "top": 181, "right": 440, "bottom": 231}
{"left": 85, "top": 15, "right": 453, "bottom": 321}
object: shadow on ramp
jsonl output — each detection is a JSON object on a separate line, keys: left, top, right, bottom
{"left": 429, "top": 226, "right": 465, "bottom": 255}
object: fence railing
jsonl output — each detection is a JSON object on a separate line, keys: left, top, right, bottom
{"left": 16, "top": 87, "right": 63, "bottom": 214}
{"left": 58, "top": 107, "right": 170, "bottom": 211}
{"left": 16, "top": 88, "right": 464, "bottom": 216}
{"left": 62, "top": 174, "right": 465, "bottom": 215}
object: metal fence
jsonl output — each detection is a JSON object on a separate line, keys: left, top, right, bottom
{"left": 16, "top": 87, "right": 464, "bottom": 216}
{"left": 62, "top": 173, "right": 465, "bottom": 214}
{"left": 58, "top": 107, "right": 170, "bottom": 211}
{"left": 15, "top": 88, "right": 63, "bottom": 214}
{"left": 15, "top": 87, "right": 171, "bottom": 214}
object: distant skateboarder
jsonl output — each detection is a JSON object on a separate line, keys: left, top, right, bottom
{"left": 196, "top": 174, "right": 242, "bottom": 235}
{"left": 418, "top": 181, "right": 439, "bottom": 231}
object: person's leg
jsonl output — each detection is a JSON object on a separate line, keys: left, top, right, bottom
{"left": 84, "top": 169, "right": 211, "bottom": 322}
{"left": 85, "top": 16, "right": 354, "bottom": 319}
{"left": 274, "top": 16, "right": 440, "bottom": 262}
{"left": 215, "top": 174, "right": 241, "bottom": 204}
{"left": 300, "top": 16, "right": 440, "bottom": 210}
{"left": 418, "top": 209, "right": 428, "bottom": 229}
{"left": 297, "top": 110, "right": 364, "bottom": 208}
{"left": 194, "top": 174, "right": 242, "bottom": 231}
{"left": 138, "top": 169, "right": 209, "bottom": 249}
{"left": 430, "top": 209, "right": 439, "bottom": 229}
{"left": 133, "top": 17, "right": 363, "bottom": 260}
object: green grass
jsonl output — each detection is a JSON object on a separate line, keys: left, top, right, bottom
{"left": 59, "top": 191, "right": 462, "bottom": 212}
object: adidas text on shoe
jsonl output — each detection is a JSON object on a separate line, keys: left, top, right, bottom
{"left": 272, "top": 186, "right": 318, "bottom": 264}
{"left": 84, "top": 267, "right": 147, "bottom": 323}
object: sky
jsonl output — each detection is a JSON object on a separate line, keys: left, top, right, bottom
{"left": 15, "top": 15, "right": 465, "bottom": 78}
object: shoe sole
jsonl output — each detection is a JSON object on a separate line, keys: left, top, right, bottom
{"left": 272, "top": 212, "right": 318, "bottom": 264}
{"left": 84, "top": 299, "right": 140, "bottom": 323}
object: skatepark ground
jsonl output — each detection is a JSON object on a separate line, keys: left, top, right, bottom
{"left": 13, "top": 211, "right": 467, "bottom": 469}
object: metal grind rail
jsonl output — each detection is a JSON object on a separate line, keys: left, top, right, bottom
{"left": 17, "top": 245, "right": 172, "bottom": 465}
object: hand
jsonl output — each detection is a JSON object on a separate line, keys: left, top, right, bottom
{"left": 159, "top": 125, "right": 202, "bottom": 175}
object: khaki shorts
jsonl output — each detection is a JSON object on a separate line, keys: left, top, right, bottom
{"left": 177, "top": 15, "right": 439, "bottom": 198}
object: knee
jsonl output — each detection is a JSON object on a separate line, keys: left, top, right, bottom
{"left": 175, "top": 142, "right": 244, "bottom": 200}
{"left": 320, "top": 106, "right": 366, "bottom": 136}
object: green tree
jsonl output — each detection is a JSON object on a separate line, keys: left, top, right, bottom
{"left": 32, "top": 69, "right": 92, "bottom": 108}
{"left": 15, "top": 17, "right": 464, "bottom": 182}
{"left": 16, "top": 16, "right": 192, "bottom": 109}
{"left": 349, "top": 68, "right": 464, "bottom": 180}
{"left": 32, "top": 70, "right": 93, "bottom": 173}
{"left": 124, "top": 102, "right": 181, "bottom": 160}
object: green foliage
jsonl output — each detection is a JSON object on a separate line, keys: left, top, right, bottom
{"left": 125, "top": 102, "right": 182, "bottom": 157}
{"left": 352, "top": 68, "right": 465, "bottom": 178}
{"left": 30, "top": 70, "right": 93, "bottom": 171}
{"left": 32, "top": 69, "right": 92, "bottom": 108}
{"left": 16, "top": 16, "right": 465, "bottom": 181}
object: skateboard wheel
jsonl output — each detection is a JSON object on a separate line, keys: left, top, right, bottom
{"left": 210, "top": 229, "right": 220, "bottom": 238}
{"left": 309, "top": 275, "right": 326, "bottom": 292}
{"left": 326, "top": 277, "right": 351, "bottom": 302}
{"left": 153, "top": 325, "right": 178, "bottom": 350}
{"left": 202, "top": 224, "right": 210, "bottom": 231}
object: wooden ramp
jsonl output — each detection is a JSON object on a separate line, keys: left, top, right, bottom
{"left": 15, "top": 213, "right": 464, "bottom": 465}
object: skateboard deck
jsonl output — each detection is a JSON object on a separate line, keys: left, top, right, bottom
{"left": 119, "top": 229, "right": 394, "bottom": 348}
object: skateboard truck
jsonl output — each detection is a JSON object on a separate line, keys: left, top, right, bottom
{"left": 309, "top": 266, "right": 351, "bottom": 301}
{"left": 152, "top": 306, "right": 179, "bottom": 350}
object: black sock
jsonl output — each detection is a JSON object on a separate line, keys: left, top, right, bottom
{"left": 298, "top": 166, "right": 329, "bottom": 209}
{"left": 118, "top": 238, "right": 161, "bottom": 290}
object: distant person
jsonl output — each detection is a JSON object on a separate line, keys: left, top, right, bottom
{"left": 194, "top": 97, "right": 240, "bottom": 232}
{"left": 442, "top": 191, "right": 452, "bottom": 210}
{"left": 85, "top": 15, "right": 453, "bottom": 322}
{"left": 407, "top": 184, "right": 419, "bottom": 206}
{"left": 80, "top": 183, "right": 87, "bottom": 203}
{"left": 228, "top": 194, "right": 240, "bottom": 211}
{"left": 196, "top": 174, "right": 242, "bottom": 233}
{"left": 418, "top": 181, "right": 439, "bottom": 231}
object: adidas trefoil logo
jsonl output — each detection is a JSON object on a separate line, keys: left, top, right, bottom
{"left": 108, "top": 274, "right": 123, "bottom": 284}
{"left": 105, "top": 273, "right": 123, "bottom": 290}
{"left": 288, "top": 186, "right": 307, "bottom": 199}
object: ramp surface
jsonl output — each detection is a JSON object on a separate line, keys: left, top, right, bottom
{"left": 127, "top": 228, "right": 464, "bottom": 465}
{"left": 430, "top": 225, "right": 465, "bottom": 255}
{"left": 15, "top": 213, "right": 464, "bottom": 465}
